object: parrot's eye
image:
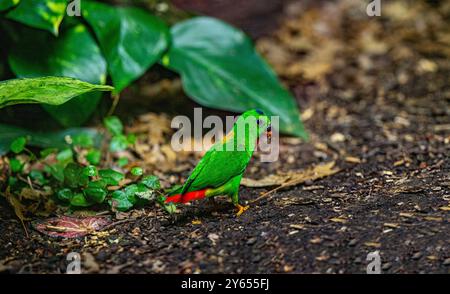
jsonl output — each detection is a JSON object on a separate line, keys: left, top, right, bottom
{"left": 256, "top": 119, "right": 260, "bottom": 125}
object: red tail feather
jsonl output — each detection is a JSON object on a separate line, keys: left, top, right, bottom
{"left": 165, "top": 189, "right": 207, "bottom": 204}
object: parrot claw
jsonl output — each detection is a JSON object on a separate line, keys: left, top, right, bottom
{"left": 235, "top": 204, "right": 249, "bottom": 216}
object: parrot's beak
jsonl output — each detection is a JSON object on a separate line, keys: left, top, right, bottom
{"left": 266, "top": 125, "right": 272, "bottom": 143}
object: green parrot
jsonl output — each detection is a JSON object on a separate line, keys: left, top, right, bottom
{"left": 165, "top": 109, "right": 272, "bottom": 216}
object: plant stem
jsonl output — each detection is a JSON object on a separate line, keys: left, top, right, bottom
{"left": 107, "top": 93, "right": 121, "bottom": 116}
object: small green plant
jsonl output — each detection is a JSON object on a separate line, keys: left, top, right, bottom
{"left": 2, "top": 116, "right": 175, "bottom": 223}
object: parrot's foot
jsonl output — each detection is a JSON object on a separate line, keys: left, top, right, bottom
{"left": 235, "top": 204, "right": 249, "bottom": 216}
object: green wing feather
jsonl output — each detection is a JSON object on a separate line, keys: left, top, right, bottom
{"left": 180, "top": 151, "right": 212, "bottom": 194}
{"left": 180, "top": 148, "right": 251, "bottom": 194}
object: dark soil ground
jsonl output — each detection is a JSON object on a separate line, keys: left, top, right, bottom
{"left": 1, "top": 0, "right": 449, "bottom": 273}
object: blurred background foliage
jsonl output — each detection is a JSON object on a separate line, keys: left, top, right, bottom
{"left": 0, "top": 0, "right": 307, "bottom": 139}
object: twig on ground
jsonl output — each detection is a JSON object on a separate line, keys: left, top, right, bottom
{"left": 102, "top": 218, "right": 136, "bottom": 231}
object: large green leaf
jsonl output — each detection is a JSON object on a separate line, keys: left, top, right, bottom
{"left": 6, "top": 0, "right": 67, "bottom": 35}
{"left": 164, "top": 17, "right": 306, "bottom": 138}
{"left": 9, "top": 24, "right": 108, "bottom": 126}
{"left": 0, "top": 76, "right": 113, "bottom": 108}
{"left": 0, "top": 0, "right": 20, "bottom": 11}
{"left": 0, "top": 123, "right": 102, "bottom": 155}
{"left": 82, "top": 1, "right": 169, "bottom": 93}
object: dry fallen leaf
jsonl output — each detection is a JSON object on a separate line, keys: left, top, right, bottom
{"left": 330, "top": 132, "right": 345, "bottom": 143}
{"left": 315, "top": 255, "right": 329, "bottom": 261}
{"left": 191, "top": 219, "right": 202, "bottom": 225}
{"left": 416, "top": 59, "right": 438, "bottom": 73}
{"left": 3, "top": 187, "right": 29, "bottom": 236}
{"left": 364, "top": 242, "right": 381, "bottom": 248}
{"left": 330, "top": 217, "right": 348, "bottom": 224}
{"left": 345, "top": 156, "right": 361, "bottom": 164}
{"left": 257, "top": 1, "right": 346, "bottom": 81}
{"left": 241, "top": 174, "right": 292, "bottom": 188}
{"left": 243, "top": 161, "right": 340, "bottom": 188}
{"left": 383, "top": 223, "right": 400, "bottom": 228}
{"left": 247, "top": 161, "right": 340, "bottom": 204}
{"left": 423, "top": 216, "right": 442, "bottom": 222}
{"left": 129, "top": 112, "right": 199, "bottom": 173}
{"left": 394, "top": 159, "right": 405, "bottom": 166}
{"left": 33, "top": 216, "right": 111, "bottom": 238}
{"left": 0, "top": 157, "right": 10, "bottom": 190}
{"left": 20, "top": 187, "right": 52, "bottom": 201}
{"left": 289, "top": 224, "right": 305, "bottom": 230}
{"left": 399, "top": 212, "right": 414, "bottom": 218}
